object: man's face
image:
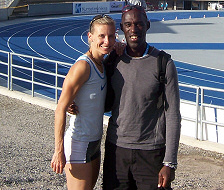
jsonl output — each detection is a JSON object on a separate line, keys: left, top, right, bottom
{"left": 121, "top": 10, "right": 149, "bottom": 50}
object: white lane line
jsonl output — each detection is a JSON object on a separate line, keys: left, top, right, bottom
{"left": 81, "top": 29, "right": 89, "bottom": 47}
{"left": 178, "top": 72, "right": 224, "bottom": 86}
{"left": 7, "top": 19, "right": 66, "bottom": 61}
{"left": 26, "top": 20, "right": 76, "bottom": 60}
{"left": 63, "top": 28, "right": 88, "bottom": 55}
{"left": 177, "top": 66, "right": 224, "bottom": 80}
{"left": 45, "top": 25, "right": 86, "bottom": 61}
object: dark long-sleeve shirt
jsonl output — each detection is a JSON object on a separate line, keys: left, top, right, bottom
{"left": 106, "top": 46, "right": 181, "bottom": 164}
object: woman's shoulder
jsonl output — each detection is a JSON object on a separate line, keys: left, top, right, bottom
{"left": 76, "top": 54, "right": 88, "bottom": 62}
{"left": 69, "top": 55, "right": 91, "bottom": 75}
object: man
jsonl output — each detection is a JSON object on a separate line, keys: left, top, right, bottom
{"left": 103, "top": 5, "right": 181, "bottom": 190}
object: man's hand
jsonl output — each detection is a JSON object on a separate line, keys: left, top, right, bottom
{"left": 158, "top": 166, "right": 175, "bottom": 188}
{"left": 67, "top": 101, "right": 79, "bottom": 115}
{"left": 113, "top": 41, "right": 126, "bottom": 56}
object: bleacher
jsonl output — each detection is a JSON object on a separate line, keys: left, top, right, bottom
{"left": 0, "top": 0, "right": 121, "bottom": 20}
{"left": 10, "top": 0, "right": 28, "bottom": 18}
{"left": 8, "top": 0, "right": 98, "bottom": 19}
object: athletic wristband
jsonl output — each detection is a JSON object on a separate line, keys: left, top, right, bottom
{"left": 163, "top": 162, "right": 177, "bottom": 170}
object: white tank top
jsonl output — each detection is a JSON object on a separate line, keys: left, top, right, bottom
{"left": 65, "top": 54, "right": 107, "bottom": 141}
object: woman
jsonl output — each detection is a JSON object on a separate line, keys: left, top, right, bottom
{"left": 51, "top": 15, "right": 116, "bottom": 190}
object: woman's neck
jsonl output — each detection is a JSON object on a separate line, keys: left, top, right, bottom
{"left": 88, "top": 50, "right": 103, "bottom": 67}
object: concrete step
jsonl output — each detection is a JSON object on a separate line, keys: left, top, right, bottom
{"left": 8, "top": 13, "right": 28, "bottom": 19}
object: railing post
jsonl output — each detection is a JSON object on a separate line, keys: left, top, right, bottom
{"left": 200, "top": 88, "right": 204, "bottom": 141}
{"left": 32, "top": 58, "right": 34, "bottom": 97}
{"left": 195, "top": 87, "right": 200, "bottom": 139}
{"left": 55, "top": 62, "right": 58, "bottom": 104}
{"left": 10, "top": 53, "right": 13, "bottom": 91}
{"left": 214, "top": 107, "right": 218, "bottom": 143}
{"left": 7, "top": 52, "right": 11, "bottom": 90}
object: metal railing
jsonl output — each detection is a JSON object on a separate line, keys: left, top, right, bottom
{"left": 178, "top": 84, "right": 200, "bottom": 139}
{"left": 0, "top": 50, "right": 224, "bottom": 142}
{"left": 0, "top": 50, "right": 72, "bottom": 103}
{"left": 179, "top": 84, "right": 224, "bottom": 141}
{"left": 199, "top": 86, "right": 224, "bottom": 141}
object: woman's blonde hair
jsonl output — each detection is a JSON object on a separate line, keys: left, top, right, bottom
{"left": 89, "top": 14, "right": 115, "bottom": 34}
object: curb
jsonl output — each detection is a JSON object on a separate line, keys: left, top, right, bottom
{"left": 0, "top": 86, "right": 57, "bottom": 111}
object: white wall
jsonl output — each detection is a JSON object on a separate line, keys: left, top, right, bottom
{"left": 180, "top": 101, "right": 224, "bottom": 144}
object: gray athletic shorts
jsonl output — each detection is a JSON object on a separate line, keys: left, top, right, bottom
{"left": 64, "top": 136, "right": 101, "bottom": 164}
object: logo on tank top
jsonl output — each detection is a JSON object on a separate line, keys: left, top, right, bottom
{"left": 101, "top": 82, "right": 107, "bottom": 91}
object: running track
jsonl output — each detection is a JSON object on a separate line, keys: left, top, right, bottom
{"left": 0, "top": 11, "right": 224, "bottom": 106}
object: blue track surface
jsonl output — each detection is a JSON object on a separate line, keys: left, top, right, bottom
{"left": 0, "top": 11, "right": 224, "bottom": 106}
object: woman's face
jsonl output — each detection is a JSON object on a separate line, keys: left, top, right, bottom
{"left": 88, "top": 24, "right": 116, "bottom": 55}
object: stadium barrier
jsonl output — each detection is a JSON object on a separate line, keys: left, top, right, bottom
{"left": 0, "top": 49, "right": 72, "bottom": 102}
{"left": 0, "top": 1, "right": 125, "bottom": 20}
{"left": 28, "top": 2, "right": 73, "bottom": 16}
{"left": 28, "top": 1, "right": 125, "bottom": 17}
{"left": 0, "top": 0, "right": 20, "bottom": 21}
{"left": 0, "top": 50, "right": 224, "bottom": 144}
